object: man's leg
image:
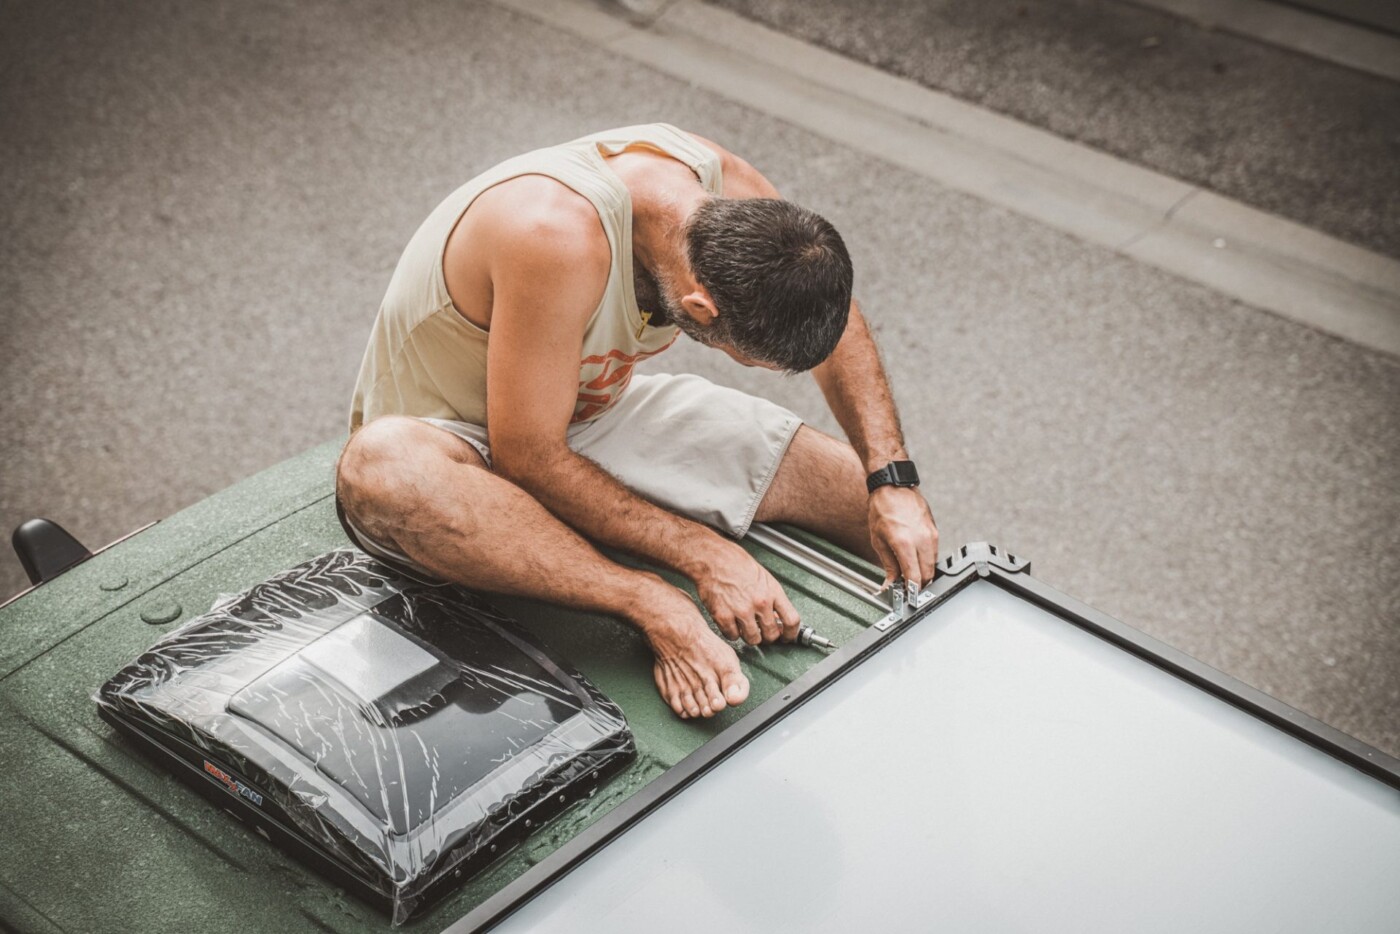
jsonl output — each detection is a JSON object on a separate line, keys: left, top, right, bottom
{"left": 754, "top": 424, "right": 880, "bottom": 564}
{"left": 336, "top": 416, "right": 748, "bottom": 718}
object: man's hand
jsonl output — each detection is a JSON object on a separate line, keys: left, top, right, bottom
{"left": 691, "top": 538, "right": 802, "bottom": 645}
{"left": 868, "top": 485, "right": 939, "bottom": 589}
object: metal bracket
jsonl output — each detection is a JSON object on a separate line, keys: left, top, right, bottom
{"left": 873, "top": 543, "right": 1029, "bottom": 632}
{"left": 938, "top": 542, "right": 1030, "bottom": 579}
{"left": 873, "top": 579, "right": 940, "bottom": 631}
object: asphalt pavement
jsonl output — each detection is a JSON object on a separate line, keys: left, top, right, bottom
{"left": 714, "top": 0, "right": 1400, "bottom": 257}
{"left": 1, "top": 0, "right": 1396, "bottom": 753}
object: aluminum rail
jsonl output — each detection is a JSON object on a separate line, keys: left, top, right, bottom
{"left": 745, "top": 523, "right": 889, "bottom": 612}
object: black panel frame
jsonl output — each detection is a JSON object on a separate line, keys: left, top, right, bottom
{"left": 445, "top": 550, "right": 1400, "bottom": 933}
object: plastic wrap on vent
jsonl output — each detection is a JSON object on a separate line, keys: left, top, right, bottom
{"left": 94, "top": 550, "right": 635, "bottom": 924}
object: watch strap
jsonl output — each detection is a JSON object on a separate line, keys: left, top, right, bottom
{"left": 866, "top": 460, "right": 920, "bottom": 493}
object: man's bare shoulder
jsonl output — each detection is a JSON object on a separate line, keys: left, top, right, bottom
{"left": 472, "top": 175, "right": 607, "bottom": 257}
{"left": 680, "top": 130, "right": 781, "bottom": 199}
{"left": 446, "top": 174, "right": 609, "bottom": 329}
{"left": 487, "top": 179, "right": 608, "bottom": 310}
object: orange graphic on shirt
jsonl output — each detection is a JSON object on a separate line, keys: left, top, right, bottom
{"left": 572, "top": 336, "right": 678, "bottom": 423}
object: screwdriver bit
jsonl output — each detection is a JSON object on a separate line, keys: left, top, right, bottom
{"left": 796, "top": 624, "right": 835, "bottom": 652}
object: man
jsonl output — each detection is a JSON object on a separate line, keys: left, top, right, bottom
{"left": 338, "top": 123, "right": 937, "bottom": 720}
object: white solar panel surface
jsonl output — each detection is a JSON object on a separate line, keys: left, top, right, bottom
{"left": 495, "top": 581, "right": 1400, "bottom": 934}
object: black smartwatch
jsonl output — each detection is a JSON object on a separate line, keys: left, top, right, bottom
{"left": 866, "top": 460, "right": 920, "bottom": 494}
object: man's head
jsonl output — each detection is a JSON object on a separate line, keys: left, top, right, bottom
{"left": 663, "top": 198, "right": 852, "bottom": 372}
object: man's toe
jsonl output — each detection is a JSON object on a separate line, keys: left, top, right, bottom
{"left": 698, "top": 675, "right": 726, "bottom": 713}
{"left": 722, "top": 671, "right": 750, "bottom": 707}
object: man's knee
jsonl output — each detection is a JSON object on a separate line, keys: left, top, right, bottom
{"left": 758, "top": 425, "right": 864, "bottom": 524}
{"left": 337, "top": 417, "right": 477, "bottom": 523}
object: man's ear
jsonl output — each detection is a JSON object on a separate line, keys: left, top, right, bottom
{"left": 680, "top": 285, "right": 718, "bottom": 325}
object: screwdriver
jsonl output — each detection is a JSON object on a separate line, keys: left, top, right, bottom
{"left": 796, "top": 624, "right": 835, "bottom": 652}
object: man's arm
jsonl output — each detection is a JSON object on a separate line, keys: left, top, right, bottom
{"left": 811, "top": 304, "right": 938, "bottom": 587}
{"left": 481, "top": 189, "right": 797, "bottom": 645}
{"left": 810, "top": 302, "right": 904, "bottom": 472}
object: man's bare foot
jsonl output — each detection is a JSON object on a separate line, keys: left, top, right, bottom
{"left": 626, "top": 582, "right": 750, "bottom": 719}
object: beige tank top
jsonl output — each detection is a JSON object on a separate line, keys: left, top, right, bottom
{"left": 348, "top": 123, "right": 724, "bottom": 432}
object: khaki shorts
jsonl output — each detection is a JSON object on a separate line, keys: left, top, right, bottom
{"left": 338, "top": 372, "right": 803, "bottom": 582}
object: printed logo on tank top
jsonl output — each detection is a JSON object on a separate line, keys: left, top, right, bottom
{"left": 573, "top": 336, "right": 678, "bottom": 423}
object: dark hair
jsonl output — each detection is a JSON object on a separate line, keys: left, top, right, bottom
{"left": 684, "top": 198, "right": 852, "bottom": 372}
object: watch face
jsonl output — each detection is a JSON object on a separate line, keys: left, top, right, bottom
{"left": 890, "top": 461, "right": 920, "bottom": 486}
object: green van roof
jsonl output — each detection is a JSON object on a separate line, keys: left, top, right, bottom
{"left": 0, "top": 441, "right": 885, "bottom": 932}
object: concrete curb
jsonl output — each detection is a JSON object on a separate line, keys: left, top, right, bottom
{"left": 489, "top": 0, "right": 1400, "bottom": 358}
{"left": 1127, "top": 0, "right": 1400, "bottom": 82}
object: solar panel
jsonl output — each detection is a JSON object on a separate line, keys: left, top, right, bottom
{"left": 491, "top": 579, "right": 1400, "bottom": 933}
